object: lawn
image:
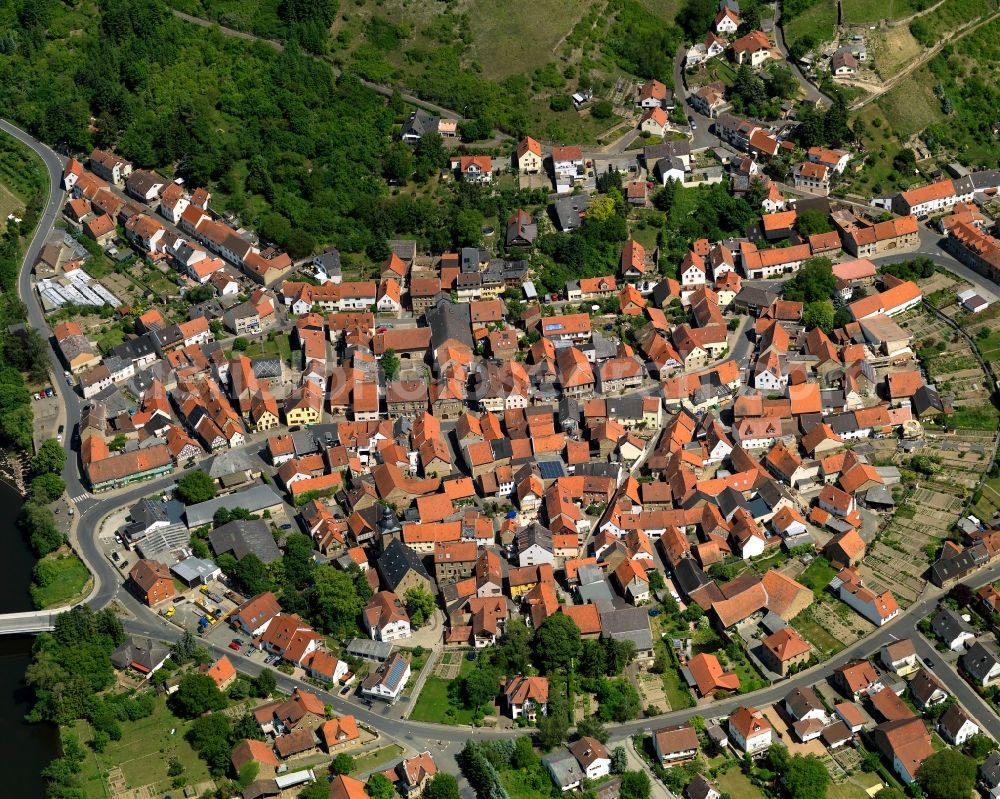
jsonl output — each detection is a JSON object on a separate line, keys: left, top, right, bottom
{"left": 31, "top": 553, "right": 91, "bottom": 609}
{"left": 409, "top": 655, "right": 478, "bottom": 724}
{"left": 784, "top": 0, "right": 838, "bottom": 46}
{"left": 466, "top": 0, "right": 589, "bottom": 81}
{"left": 655, "top": 641, "right": 696, "bottom": 709}
{"left": 352, "top": 743, "right": 404, "bottom": 777}
{"left": 791, "top": 606, "right": 846, "bottom": 656}
{"left": 875, "top": 69, "right": 945, "bottom": 137}
{"left": 94, "top": 323, "right": 126, "bottom": 355}
{"left": 798, "top": 556, "right": 837, "bottom": 598}
{"left": 947, "top": 404, "right": 1000, "bottom": 431}
{"left": 716, "top": 765, "right": 768, "bottom": 799}
{"left": 71, "top": 696, "right": 211, "bottom": 799}
{"left": 0, "top": 133, "right": 48, "bottom": 203}
{"left": 0, "top": 182, "right": 24, "bottom": 235}
{"left": 973, "top": 476, "right": 1000, "bottom": 521}
{"left": 842, "top": 0, "right": 924, "bottom": 24}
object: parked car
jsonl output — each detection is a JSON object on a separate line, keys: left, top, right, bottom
{"left": 228, "top": 641, "right": 241, "bottom": 651}
{"left": 32, "top": 392, "right": 40, "bottom": 401}
{"left": 339, "top": 686, "right": 350, "bottom": 696}
{"left": 280, "top": 523, "right": 293, "bottom": 530}
{"left": 111, "top": 551, "right": 120, "bottom": 562}
{"left": 45, "top": 387, "right": 54, "bottom": 397}
{"left": 58, "top": 424, "right": 64, "bottom": 434}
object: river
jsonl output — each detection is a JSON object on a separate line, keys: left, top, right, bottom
{"left": 0, "top": 480, "right": 60, "bottom": 798}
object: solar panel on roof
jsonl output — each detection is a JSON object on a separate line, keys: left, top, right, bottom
{"left": 537, "top": 461, "right": 565, "bottom": 479}
{"left": 387, "top": 658, "right": 407, "bottom": 687}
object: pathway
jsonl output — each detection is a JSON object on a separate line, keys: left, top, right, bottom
{"left": 849, "top": 10, "right": 1000, "bottom": 109}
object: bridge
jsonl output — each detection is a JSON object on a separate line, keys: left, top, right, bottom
{"left": 0, "top": 608, "right": 71, "bottom": 635}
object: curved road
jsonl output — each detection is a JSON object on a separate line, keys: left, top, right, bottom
{"left": 5, "top": 120, "right": 1000, "bottom": 751}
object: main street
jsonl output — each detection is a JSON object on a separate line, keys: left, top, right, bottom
{"left": 5, "top": 118, "right": 1000, "bottom": 768}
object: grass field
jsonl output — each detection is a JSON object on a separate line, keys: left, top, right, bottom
{"left": 0, "top": 134, "right": 48, "bottom": 204}
{"left": 842, "top": 0, "right": 925, "bottom": 24}
{"left": 792, "top": 606, "right": 846, "bottom": 656}
{"left": 798, "top": 556, "right": 837, "bottom": 598}
{"left": 467, "top": 0, "right": 589, "bottom": 80}
{"left": 873, "top": 27, "right": 924, "bottom": 79}
{"left": 784, "top": 0, "right": 838, "bottom": 45}
{"left": 0, "top": 182, "right": 24, "bottom": 235}
{"left": 352, "top": 743, "right": 404, "bottom": 777}
{"left": 874, "top": 69, "right": 946, "bottom": 136}
{"left": 31, "top": 553, "right": 91, "bottom": 609}
{"left": 948, "top": 404, "right": 1000, "bottom": 431}
{"left": 638, "top": 0, "right": 682, "bottom": 21}
{"left": 409, "top": 655, "right": 478, "bottom": 724}
{"left": 716, "top": 766, "right": 768, "bottom": 799}
{"left": 72, "top": 698, "right": 212, "bottom": 799}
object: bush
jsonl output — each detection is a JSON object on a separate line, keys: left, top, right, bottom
{"left": 550, "top": 95, "right": 572, "bottom": 112}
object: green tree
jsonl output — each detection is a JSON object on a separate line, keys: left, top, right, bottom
{"left": 366, "top": 772, "right": 395, "bottom": 799}
{"left": 423, "top": 773, "right": 460, "bottom": 799}
{"left": 32, "top": 439, "right": 67, "bottom": 475}
{"left": 783, "top": 257, "right": 835, "bottom": 303}
{"left": 796, "top": 209, "right": 833, "bottom": 237}
{"left": 172, "top": 629, "right": 197, "bottom": 663}
{"left": 234, "top": 553, "right": 273, "bottom": 596}
{"left": 803, "top": 300, "right": 835, "bottom": 333}
{"left": 185, "top": 713, "right": 231, "bottom": 775}
{"left": 917, "top": 749, "right": 977, "bottom": 799}
{"left": 461, "top": 665, "right": 498, "bottom": 711}
{"left": 252, "top": 668, "right": 277, "bottom": 698}
{"left": 309, "top": 566, "right": 369, "bottom": 637}
{"left": 536, "top": 702, "right": 570, "bottom": 750}
{"left": 176, "top": 470, "right": 217, "bottom": 504}
{"left": 611, "top": 746, "right": 628, "bottom": 774}
{"left": 331, "top": 754, "right": 355, "bottom": 775}
{"left": 171, "top": 673, "right": 228, "bottom": 718}
{"left": 591, "top": 100, "right": 614, "bottom": 119}
{"left": 414, "top": 133, "right": 447, "bottom": 181}
{"left": 233, "top": 337, "right": 249, "bottom": 351}
{"left": 964, "top": 733, "right": 997, "bottom": 760}
{"left": 512, "top": 736, "right": 539, "bottom": 770}
{"left": 620, "top": 770, "right": 651, "bottom": 799}
{"left": 31, "top": 472, "right": 66, "bottom": 502}
{"left": 677, "top": 0, "right": 717, "bottom": 39}
{"left": 383, "top": 144, "right": 414, "bottom": 185}
{"left": 381, "top": 348, "right": 401, "bottom": 381}
{"left": 781, "top": 753, "right": 830, "bottom": 799}
{"left": 300, "top": 783, "right": 331, "bottom": 799}
{"left": 453, "top": 209, "right": 484, "bottom": 248}
{"left": 534, "top": 613, "right": 582, "bottom": 674}
{"left": 404, "top": 585, "right": 435, "bottom": 626}
{"left": 576, "top": 717, "right": 609, "bottom": 743}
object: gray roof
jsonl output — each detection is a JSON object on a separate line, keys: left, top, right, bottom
{"left": 346, "top": 637, "right": 394, "bottom": 661}
{"left": 377, "top": 539, "right": 432, "bottom": 592}
{"left": 599, "top": 606, "right": 653, "bottom": 651}
{"left": 970, "top": 169, "right": 1000, "bottom": 191}
{"left": 209, "top": 519, "right": 282, "bottom": 563}
{"left": 960, "top": 641, "right": 999, "bottom": 682}
{"left": 129, "top": 497, "right": 168, "bottom": 530}
{"left": 401, "top": 110, "right": 439, "bottom": 139}
{"left": 205, "top": 448, "right": 260, "bottom": 479}
{"left": 734, "top": 286, "right": 778, "bottom": 308}
{"left": 111, "top": 636, "right": 170, "bottom": 673}
{"left": 981, "top": 751, "right": 1000, "bottom": 788}
{"left": 253, "top": 358, "right": 282, "bottom": 379}
{"left": 426, "top": 299, "right": 474, "bottom": 353}
{"left": 184, "top": 484, "right": 284, "bottom": 528}
{"left": 314, "top": 249, "right": 342, "bottom": 274}
{"left": 544, "top": 750, "right": 583, "bottom": 789}
{"left": 784, "top": 686, "right": 823, "bottom": 720}
{"left": 112, "top": 332, "right": 158, "bottom": 364}
{"left": 171, "top": 556, "right": 220, "bottom": 583}
{"left": 552, "top": 195, "right": 590, "bottom": 231}
{"left": 517, "top": 522, "right": 553, "bottom": 554}
{"left": 577, "top": 580, "right": 617, "bottom": 611}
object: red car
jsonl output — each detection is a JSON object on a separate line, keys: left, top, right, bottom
{"left": 228, "top": 641, "right": 241, "bottom": 651}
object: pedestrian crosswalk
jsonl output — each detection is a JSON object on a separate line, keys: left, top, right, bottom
{"left": 70, "top": 493, "right": 90, "bottom": 504}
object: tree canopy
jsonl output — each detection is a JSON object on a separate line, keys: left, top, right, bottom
{"left": 917, "top": 749, "right": 977, "bottom": 799}
{"left": 534, "top": 613, "right": 582, "bottom": 674}
{"left": 176, "top": 470, "right": 217, "bottom": 504}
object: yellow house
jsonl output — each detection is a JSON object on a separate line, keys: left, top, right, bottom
{"left": 508, "top": 565, "right": 544, "bottom": 599}
{"left": 284, "top": 382, "right": 322, "bottom": 426}
{"left": 516, "top": 137, "right": 543, "bottom": 174}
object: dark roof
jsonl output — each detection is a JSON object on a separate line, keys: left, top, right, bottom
{"left": 961, "top": 641, "right": 1000, "bottom": 681}
{"left": 112, "top": 332, "right": 158, "bottom": 364}
{"left": 930, "top": 545, "right": 988, "bottom": 587}
{"left": 552, "top": 195, "right": 590, "bottom": 231}
{"left": 673, "top": 558, "right": 711, "bottom": 595}
{"left": 208, "top": 519, "right": 282, "bottom": 564}
{"left": 912, "top": 384, "right": 944, "bottom": 416}
{"left": 426, "top": 300, "right": 474, "bottom": 352}
{"left": 377, "top": 539, "right": 433, "bottom": 592}
{"left": 734, "top": 286, "right": 778, "bottom": 308}
{"left": 129, "top": 497, "right": 169, "bottom": 530}
{"left": 111, "top": 635, "right": 169, "bottom": 672}
{"left": 981, "top": 751, "right": 1000, "bottom": 788}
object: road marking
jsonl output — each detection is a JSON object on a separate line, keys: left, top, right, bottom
{"left": 70, "top": 493, "right": 89, "bottom": 503}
